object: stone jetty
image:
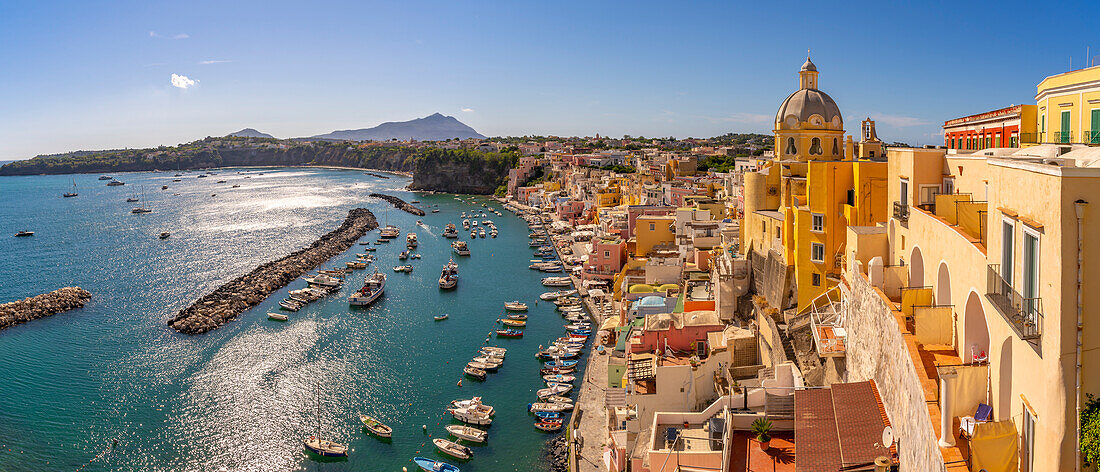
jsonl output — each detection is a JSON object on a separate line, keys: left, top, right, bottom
{"left": 369, "top": 193, "right": 425, "bottom": 216}
{"left": 0, "top": 287, "right": 92, "bottom": 332}
{"left": 168, "top": 208, "right": 378, "bottom": 334}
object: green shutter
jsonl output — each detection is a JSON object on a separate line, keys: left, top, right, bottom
{"left": 1061, "top": 110, "right": 1071, "bottom": 143}
{"left": 1091, "top": 109, "right": 1100, "bottom": 144}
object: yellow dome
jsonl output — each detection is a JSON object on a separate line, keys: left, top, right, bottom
{"left": 629, "top": 284, "right": 655, "bottom": 294}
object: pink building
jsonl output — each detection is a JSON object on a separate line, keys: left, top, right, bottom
{"left": 630, "top": 311, "right": 724, "bottom": 354}
{"left": 583, "top": 236, "right": 627, "bottom": 281}
{"left": 556, "top": 200, "right": 586, "bottom": 223}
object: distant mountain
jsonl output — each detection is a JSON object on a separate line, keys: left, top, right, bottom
{"left": 311, "top": 113, "right": 486, "bottom": 141}
{"left": 227, "top": 128, "right": 275, "bottom": 139}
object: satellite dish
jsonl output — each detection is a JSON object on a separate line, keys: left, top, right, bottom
{"left": 881, "top": 426, "right": 895, "bottom": 448}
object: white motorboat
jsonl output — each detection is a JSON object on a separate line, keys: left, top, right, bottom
{"left": 504, "top": 301, "right": 528, "bottom": 311}
{"left": 449, "top": 406, "right": 493, "bottom": 426}
{"left": 449, "top": 397, "right": 495, "bottom": 416}
{"left": 268, "top": 312, "right": 289, "bottom": 321}
{"left": 305, "top": 273, "right": 342, "bottom": 288}
{"left": 542, "top": 277, "right": 572, "bottom": 287}
{"left": 445, "top": 424, "right": 488, "bottom": 443}
{"left": 528, "top": 402, "right": 572, "bottom": 413}
{"left": 348, "top": 270, "right": 386, "bottom": 306}
{"left": 451, "top": 241, "right": 471, "bottom": 256}
{"left": 380, "top": 225, "right": 400, "bottom": 239}
{"left": 433, "top": 438, "right": 473, "bottom": 460}
{"left": 406, "top": 233, "right": 418, "bottom": 248}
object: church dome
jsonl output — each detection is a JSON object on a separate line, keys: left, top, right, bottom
{"left": 801, "top": 57, "right": 817, "bottom": 72}
{"left": 775, "top": 89, "right": 842, "bottom": 128}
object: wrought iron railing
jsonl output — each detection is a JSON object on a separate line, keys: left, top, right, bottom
{"left": 893, "top": 201, "right": 909, "bottom": 222}
{"left": 1084, "top": 130, "right": 1100, "bottom": 145}
{"left": 1056, "top": 131, "right": 1073, "bottom": 144}
{"left": 986, "top": 264, "right": 1042, "bottom": 341}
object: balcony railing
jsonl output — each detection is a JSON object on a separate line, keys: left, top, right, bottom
{"left": 986, "top": 264, "right": 1042, "bottom": 341}
{"left": 1085, "top": 130, "right": 1100, "bottom": 145}
{"left": 893, "top": 201, "right": 909, "bottom": 222}
{"left": 1055, "top": 131, "right": 1074, "bottom": 144}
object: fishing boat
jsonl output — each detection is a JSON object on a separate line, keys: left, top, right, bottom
{"left": 305, "top": 273, "right": 342, "bottom": 288}
{"left": 435, "top": 314, "right": 449, "bottom": 321}
{"left": 536, "top": 350, "right": 580, "bottom": 361}
{"left": 413, "top": 457, "right": 460, "bottom": 472}
{"left": 543, "top": 374, "right": 576, "bottom": 383}
{"left": 279, "top": 299, "right": 301, "bottom": 311}
{"left": 393, "top": 264, "right": 413, "bottom": 273}
{"left": 439, "top": 260, "right": 458, "bottom": 289}
{"left": 504, "top": 301, "right": 528, "bottom": 311}
{"left": 467, "top": 360, "right": 499, "bottom": 372}
{"left": 506, "top": 314, "right": 528, "bottom": 321}
{"left": 495, "top": 329, "right": 523, "bottom": 338}
{"left": 528, "top": 402, "right": 572, "bottom": 413}
{"left": 450, "top": 397, "right": 495, "bottom": 416}
{"left": 451, "top": 241, "right": 470, "bottom": 256}
{"left": 542, "top": 277, "right": 572, "bottom": 287}
{"left": 449, "top": 406, "right": 493, "bottom": 426}
{"left": 481, "top": 346, "right": 507, "bottom": 355}
{"left": 406, "top": 233, "right": 418, "bottom": 248}
{"left": 544, "top": 359, "right": 578, "bottom": 368}
{"left": 433, "top": 438, "right": 472, "bottom": 460}
{"left": 533, "top": 411, "right": 562, "bottom": 421}
{"left": 545, "top": 395, "right": 574, "bottom": 405}
{"left": 348, "top": 270, "right": 386, "bottom": 306}
{"left": 445, "top": 424, "right": 487, "bottom": 443}
{"left": 463, "top": 365, "right": 486, "bottom": 380}
{"left": 106, "top": 179, "right": 125, "bottom": 186}
{"left": 380, "top": 225, "right": 400, "bottom": 239}
{"left": 268, "top": 312, "right": 289, "bottom": 321}
{"left": 358, "top": 414, "right": 393, "bottom": 438}
{"left": 534, "top": 421, "right": 563, "bottom": 432}
{"left": 14, "top": 231, "right": 34, "bottom": 237}
{"left": 499, "top": 318, "right": 526, "bottom": 327}
{"left": 537, "top": 384, "right": 573, "bottom": 399}
{"left": 442, "top": 224, "right": 458, "bottom": 238}
{"left": 63, "top": 178, "right": 78, "bottom": 198}
{"left": 159, "top": 232, "right": 171, "bottom": 239}
{"left": 303, "top": 395, "right": 348, "bottom": 457}
{"left": 346, "top": 260, "right": 367, "bottom": 269}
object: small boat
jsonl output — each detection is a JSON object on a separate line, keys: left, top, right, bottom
{"left": 500, "top": 318, "right": 526, "bottom": 327}
{"left": 413, "top": 457, "right": 459, "bottom": 472}
{"left": 216, "top": 180, "right": 226, "bottom": 184}
{"left": 432, "top": 209, "right": 440, "bottom": 213}
{"left": 279, "top": 299, "right": 301, "bottom": 311}
{"left": 268, "top": 312, "right": 289, "bottom": 321}
{"left": 98, "top": 175, "right": 112, "bottom": 180}
{"left": 435, "top": 314, "right": 449, "bottom": 321}
{"left": 542, "top": 277, "right": 572, "bottom": 287}
{"left": 504, "top": 302, "right": 528, "bottom": 312}
{"left": 463, "top": 365, "right": 486, "bottom": 380}
{"left": 470, "top": 356, "right": 503, "bottom": 368}
{"left": 545, "top": 359, "right": 578, "bottom": 368}
{"left": 348, "top": 270, "right": 386, "bottom": 306}
{"left": 106, "top": 179, "right": 125, "bottom": 186}
{"left": 443, "top": 224, "right": 458, "bottom": 238}
{"left": 506, "top": 314, "right": 527, "bottom": 321}
{"left": 449, "top": 398, "right": 495, "bottom": 416}
{"left": 528, "top": 402, "right": 572, "bottom": 413}
{"left": 303, "top": 435, "right": 348, "bottom": 457}
{"left": 63, "top": 178, "right": 78, "bottom": 197}
{"left": 445, "top": 424, "right": 487, "bottom": 443}
{"left": 433, "top": 438, "right": 472, "bottom": 460}
{"left": 358, "top": 414, "right": 393, "bottom": 438}
{"left": 535, "top": 421, "right": 563, "bottom": 432}
{"left": 364, "top": 246, "right": 377, "bottom": 251}
{"left": 161, "top": 185, "right": 168, "bottom": 190}
{"left": 546, "top": 395, "right": 574, "bottom": 405}
{"left": 305, "top": 273, "right": 342, "bottom": 288}
{"left": 541, "top": 366, "right": 576, "bottom": 376}
{"left": 451, "top": 241, "right": 471, "bottom": 256}
{"left": 537, "top": 384, "right": 573, "bottom": 399}
{"left": 467, "top": 361, "right": 499, "bottom": 372}
{"left": 407, "top": 233, "right": 419, "bottom": 248}
{"left": 399, "top": 250, "right": 410, "bottom": 260}
{"left": 450, "top": 407, "right": 493, "bottom": 426}
{"left": 159, "top": 232, "right": 171, "bottom": 239}
{"left": 543, "top": 373, "right": 576, "bottom": 383}
{"left": 393, "top": 264, "right": 413, "bottom": 273}
{"left": 14, "top": 231, "right": 34, "bottom": 237}
{"left": 231, "top": 184, "right": 240, "bottom": 188}
{"left": 495, "top": 329, "right": 523, "bottom": 338}
{"left": 380, "top": 225, "right": 400, "bottom": 239}
{"left": 481, "top": 346, "right": 507, "bottom": 355}
{"left": 346, "top": 260, "right": 367, "bottom": 269}
{"left": 533, "top": 411, "right": 562, "bottom": 420}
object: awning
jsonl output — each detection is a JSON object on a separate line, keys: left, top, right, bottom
{"left": 600, "top": 316, "right": 621, "bottom": 331}
{"left": 970, "top": 420, "right": 1019, "bottom": 472}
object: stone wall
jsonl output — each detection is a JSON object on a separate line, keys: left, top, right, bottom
{"left": 844, "top": 273, "right": 946, "bottom": 472}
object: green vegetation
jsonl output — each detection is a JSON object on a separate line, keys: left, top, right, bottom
{"left": 751, "top": 417, "right": 772, "bottom": 442}
{"left": 583, "top": 164, "right": 635, "bottom": 174}
{"left": 1082, "top": 394, "right": 1100, "bottom": 467}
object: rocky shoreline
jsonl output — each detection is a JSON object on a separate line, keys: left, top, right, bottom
{"left": 369, "top": 193, "right": 425, "bottom": 216}
{"left": 542, "top": 435, "right": 568, "bottom": 472}
{"left": 0, "top": 287, "right": 92, "bottom": 332}
{"left": 168, "top": 208, "right": 378, "bottom": 334}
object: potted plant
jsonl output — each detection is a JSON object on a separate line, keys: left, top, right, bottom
{"left": 751, "top": 417, "right": 773, "bottom": 451}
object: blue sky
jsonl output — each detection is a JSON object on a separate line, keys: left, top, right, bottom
{"left": 2, "top": 0, "right": 1099, "bottom": 160}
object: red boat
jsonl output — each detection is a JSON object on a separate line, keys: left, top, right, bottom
{"left": 496, "top": 329, "right": 524, "bottom": 338}
{"left": 534, "top": 421, "right": 563, "bottom": 432}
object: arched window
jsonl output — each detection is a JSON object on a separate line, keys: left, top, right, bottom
{"left": 809, "top": 137, "right": 823, "bottom": 155}
{"left": 832, "top": 138, "right": 840, "bottom": 155}
{"left": 785, "top": 137, "right": 797, "bottom": 155}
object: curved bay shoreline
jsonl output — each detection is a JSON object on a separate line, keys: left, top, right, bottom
{"left": 168, "top": 208, "right": 378, "bottom": 334}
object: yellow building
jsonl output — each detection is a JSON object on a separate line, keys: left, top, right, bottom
{"left": 1033, "top": 64, "right": 1100, "bottom": 145}
{"left": 740, "top": 58, "right": 888, "bottom": 310}
{"left": 634, "top": 214, "right": 676, "bottom": 257}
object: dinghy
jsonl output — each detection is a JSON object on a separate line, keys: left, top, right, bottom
{"left": 358, "top": 414, "right": 393, "bottom": 438}
{"left": 413, "top": 457, "right": 460, "bottom": 472}
{"left": 445, "top": 424, "right": 488, "bottom": 443}
{"left": 433, "top": 438, "right": 473, "bottom": 460}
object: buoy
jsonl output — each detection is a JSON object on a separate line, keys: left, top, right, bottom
{"left": 457, "top": 379, "right": 462, "bottom": 387}
{"left": 423, "top": 425, "right": 427, "bottom": 430}
{"left": 403, "top": 467, "right": 408, "bottom": 472}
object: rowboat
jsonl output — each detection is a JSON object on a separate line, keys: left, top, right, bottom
{"left": 535, "top": 421, "right": 563, "bottom": 432}
{"left": 467, "top": 361, "right": 499, "bottom": 372}
{"left": 504, "top": 302, "right": 528, "bottom": 312}
{"left": 542, "top": 374, "right": 576, "bottom": 383}
{"left": 537, "top": 383, "right": 573, "bottom": 399}
{"left": 528, "top": 402, "right": 572, "bottom": 413}
{"left": 413, "top": 457, "right": 460, "bottom": 472}
{"left": 445, "top": 424, "right": 488, "bottom": 443}
{"left": 540, "top": 366, "right": 576, "bottom": 376}
{"left": 435, "top": 314, "right": 449, "bottom": 321}
{"left": 279, "top": 299, "right": 301, "bottom": 311}
{"left": 303, "top": 436, "right": 348, "bottom": 457}
{"left": 433, "top": 438, "right": 473, "bottom": 460}
{"left": 533, "top": 411, "right": 563, "bottom": 420}
{"left": 481, "top": 346, "right": 507, "bottom": 356}
{"left": 545, "top": 359, "right": 578, "bottom": 368}
{"left": 268, "top": 312, "right": 289, "bottom": 321}
{"left": 495, "top": 329, "right": 523, "bottom": 338}
{"left": 500, "top": 318, "right": 526, "bottom": 327}
{"left": 358, "top": 414, "right": 393, "bottom": 438}
{"left": 546, "top": 395, "right": 574, "bottom": 405}
{"left": 463, "top": 365, "right": 486, "bottom": 380}
{"left": 393, "top": 265, "right": 413, "bottom": 273}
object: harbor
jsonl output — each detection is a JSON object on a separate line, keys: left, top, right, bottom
{"left": 0, "top": 167, "right": 577, "bottom": 472}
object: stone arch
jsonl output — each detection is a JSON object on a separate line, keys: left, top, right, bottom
{"left": 962, "top": 290, "right": 990, "bottom": 362}
{"left": 936, "top": 261, "right": 952, "bottom": 306}
{"left": 909, "top": 245, "right": 925, "bottom": 287}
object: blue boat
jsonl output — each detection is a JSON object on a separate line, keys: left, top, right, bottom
{"left": 413, "top": 456, "right": 460, "bottom": 472}
{"left": 568, "top": 329, "right": 591, "bottom": 336}
{"left": 534, "top": 411, "right": 562, "bottom": 420}
{"left": 545, "top": 359, "right": 578, "bottom": 368}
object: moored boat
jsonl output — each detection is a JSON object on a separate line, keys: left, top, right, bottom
{"left": 503, "top": 301, "right": 528, "bottom": 311}
{"left": 495, "top": 329, "right": 523, "bottom": 338}
{"left": 449, "top": 406, "right": 493, "bottom": 426}
{"left": 348, "top": 270, "right": 386, "bottom": 306}
{"left": 433, "top": 438, "right": 472, "bottom": 460}
{"left": 528, "top": 402, "right": 572, "bottom": 413}
{"left": 451, "top": 241, "right": 471, "bottom": 256}
{"left": 445, "top": 424, "right": 487, "bottom": 443}
{"left": 358, "top": 414, "right": 393, "bottom": 438}
{"left": 268, "top": 312, "right": 289, "bottom": 321}
{"left": 413, "top": 457, "right": 459, "bottom": 472}
{"left": 499, "top": 318, "right": 526, "bottom": 327}
{"left": 393, "top": 264, "right": 413, "bottom": 273}
{"left": 535, "top": 421, "right": 563, "bottom": 432}
{"left": 463, "top": 365, "right": 486, "bottom": 380}
{"left": 14, "top": 231, "right": 34, "bottom": 237}
{"left": 435, "top": 314, "right": 449, "bottom": 321}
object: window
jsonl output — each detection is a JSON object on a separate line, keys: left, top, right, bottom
{"left": 832, "top": 138, "right": 839, "bottom": 155}
{"left": 1091, "top": 109, "right": 1100, "bottom": 144}
{"left": 1022, "top": 406, "right": 1036, "bottom": 472}
{"left": 810, "top": 213, "right": 824, "bottom": 232}
{"left": 810, "top": 242, "right": 825, "bottom": 263}
{"left": 812, "top": 273, "right": 821, "bottom": 286}
{"left": 1022, "top": 227, "right": 1040, "bottom": 312}
{"left": 919, "top": 185, "right": 939, "bottom": 205}
{"left": 1060, "top": 110, "right": 1071, "bottom": 143}
{"left": 604, "top": 251, "right": 610, "bottom": 258}
{"left": 1001, "top": 218, "right": 1015, "bottom": 285}
{"left": 785, "top": 137, "right": 797, "bottom": 156}
{"left": 899, "top": 178, "right": 909, "bottom": 207}
{"left": 649, "top": 223, "right": 655, "bottom": 231}
{"left": 1010, "top": 134, "right": 1019, "bottom": 148}
{"left": 809, "top": 137, "right": 823, "bottom": 155}
{"left": 942, "top": 177, "right": 954, "bottom": 195}
{"left": 869, "top": 150, "right": 875, "bottom": 158}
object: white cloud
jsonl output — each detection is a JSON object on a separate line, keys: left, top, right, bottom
{"left": 173, "top": 33, "right": 190, "bottom": 39}
{"left": 148, "top": 31, "right": 158, "bottom": 37}
{"left": 868, "top": 113, "right": 929, "bottom": 128}
{"left": 170, "top": 73, "right": 196, "bottom": 89}
{"left": 199, "top": 60, "right": 233, "bottom": 65}
{"left": 461, "top": 108, "right": 474, "bottom": 113}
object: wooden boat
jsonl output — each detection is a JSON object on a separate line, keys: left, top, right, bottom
{"left": 467, "top": 361, "right": 499, "bottom": 372}
{"left": 542, "top": 374, "right": 576, "bottom": 383}
{"left": 537, "top": 383, "right": 573, "bottom": 398}
{"left": 499, "top": 318, "right": 526, "bottom": 327}
{"left": 346, "top": 261, "right": 367, "bottom": 269}
{"left": 481, "top": 346, "right": 507, "bottom": 356}
{"left": 445, "top": 424, "right": 488, "bottom": 443}
{"left": 506, "top": 314, "right": 528, "bottom": 320}
{"left": 358, "top": 414, "right": 393, "bottom": 438}
{"left": 463, "top": 365, "right": 486, "bottom": 380}
{"left": 435, "top": 314, "right": 449, "bottom": 321}
{"left": 495, "top": 329, "right": 523, "bottom": 338}
{"left": 546, "top": 395, "right": 574, "bottom": 405}
{"left": 471, "top": 356, "right": 503, "bottom": 368}
{"left": 544, "top": 359, "right": 578, "bottom": 368}
{"left": 268, "top": 312, "right": 289, "bottom": 321}
{"left": 433, "top": 438, "right": 472, "bottom": 460}
{"left": 279, "top": 299, "right": 301, "bottom": 311}
{"left": 449, "top": 407, "right": 493, "bottom": 426}
{"left": 534, "top": 421, "right": 563, "bottom": 432}
{"left": 528, "top": 402, "right": 572, "bottom": 413}
{"left": 159, "top": 232, "right": 171, "bottom": 239}
{"left": 504, "top": 302, "right": 528, "bottom": 312}
{"left": 413, "top": 457, "right": 460, "bottom": 472}
{"left": 303, "top": 393, "right": 348, "bottom": 457}
{"left": 540, "top": 367, "right": 576, "bottom": 376}
{"left": 14, "top": 231, "right": 34, "bottom": 237}
{"left": 533, "top": 411, "right": 562, "bottom": 420}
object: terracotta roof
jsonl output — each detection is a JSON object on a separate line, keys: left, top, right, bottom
{"left": 794, "top": 380, "right": 894, "bottom": 471}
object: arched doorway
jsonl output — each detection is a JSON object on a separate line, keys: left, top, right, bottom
{"left": 962, "top": 291, "right": 990, "bottom": 362}
{"left": 936, "top": 262, "right": 952, "bottom": 305}
{"left": 909, "top": 246, "right": 925, "bottom": 287}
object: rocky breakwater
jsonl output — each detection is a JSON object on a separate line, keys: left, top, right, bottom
{"left": 369, "top": 193, "right": 425, "bottom": 216}
{"left": 0, "top": 287, "right": 92, "bottom": 332}
{"left": 168, "top": 208, "right": 378, "bottom": 334}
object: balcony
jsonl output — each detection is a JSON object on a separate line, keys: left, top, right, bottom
{"left": 986, "top": 264, "right": 1042, "bottom": 341}
{"left": 893, "top": 201, "right": 909, "bottom": 222}
{"left": 1085, "top": 130, "right": 1100, "bottom": 145}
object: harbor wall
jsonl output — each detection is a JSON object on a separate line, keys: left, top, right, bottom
{"left": 167, "top": 208, "right": 378, "bottom": 334}
{"left": 369, "top": 193, "right": 425, "bottom": 216}
{"left": 0, "top": 287, "right": 91, "bottom": 332}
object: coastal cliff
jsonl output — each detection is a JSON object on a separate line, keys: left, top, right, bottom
{"left": 0, "top": 287, "right": 91, "bottom": 332}
{"left": 168, "top": 208, "right": 377, "bottom": 334}
{"left": 0, "top": 137, "right": 516, "bottom": 195}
